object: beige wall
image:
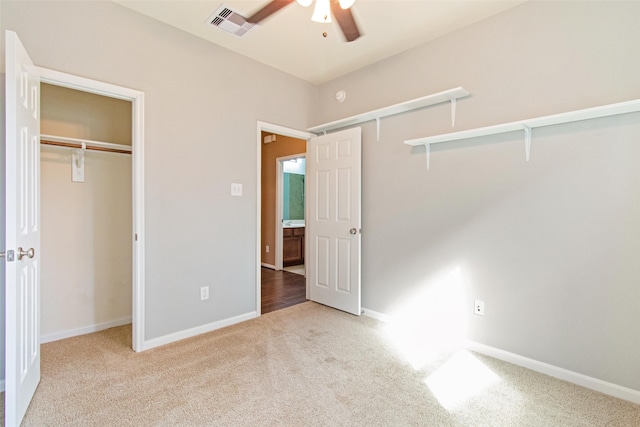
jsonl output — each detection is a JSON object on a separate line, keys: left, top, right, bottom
{"left": 40, "top": 146, "right": 132, "bottom": 339}
{"left": 3, "top": 0, "right": 639, "bottom": 397}
{"left": 0, "top": 0, "right": 316, "bottom": 362}
{"left": 40, "top": 85, "right": 132, "bottom": 340}
{"left": 41, "top": 83, "right": 132, "bottom": 145}
{"left": 261, "top": 132, "right": 306, "bottom": 267}
{"left": 317, "top": 1, "right": 640, "bottom": 391}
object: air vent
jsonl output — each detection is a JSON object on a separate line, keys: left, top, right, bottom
{"left": 206, "top": 5, "right": 254, "bottom": 38}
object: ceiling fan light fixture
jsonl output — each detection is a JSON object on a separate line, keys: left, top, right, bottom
{"left": 311, "top": 0, "right": 332, "bottom": 23}
{"left": 338, "top": 0, "right": 355, "bottom": 9}
{"left": 296, "top": 0, "right": 313, "bottom": 7}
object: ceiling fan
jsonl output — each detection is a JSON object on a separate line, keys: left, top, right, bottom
{"left": 247, "top": 0, "right": 362, "bottom": 42}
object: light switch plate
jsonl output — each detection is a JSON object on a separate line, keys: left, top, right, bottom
{"left": 231, "top": 183, "right": 242, "bottom": 196}
{"left": 200, "top": 286, "right": 209, "bottom": 301}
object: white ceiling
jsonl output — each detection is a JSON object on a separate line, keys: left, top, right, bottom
{"left": 115, "top": 0, "right": 525, "bottom": 85}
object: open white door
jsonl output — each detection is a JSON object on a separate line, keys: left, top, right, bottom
{"left": 307, "top": 127, "right": 361, "bottom": 315}
{"left": 4, "top": 30, "right": 41, "bottom": 426}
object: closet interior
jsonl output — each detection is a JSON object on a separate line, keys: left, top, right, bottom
{"left": 40, "top": 83, "right": 133, "bottom": 343}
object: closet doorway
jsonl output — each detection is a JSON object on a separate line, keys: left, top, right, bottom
{"left": 37, "top": 67, "right": 145, "bottom": 351}
{"left": 40, "top": 84, "right": 133, "bottom": 345}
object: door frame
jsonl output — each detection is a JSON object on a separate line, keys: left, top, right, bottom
{"left": 37, "top": 67, "right": 146, "bottom": 352}
{"left": 256, "top": 121, "right": 315, "bottom": 315}
{"left": 275, "top": 153, "right": 306, "bottom": 271}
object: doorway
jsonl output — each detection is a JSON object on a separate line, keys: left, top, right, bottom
{"left": 37, "top": 66, "right": 146, "bottom": 351}
{"left": 256, "top": 123, "right": 363, "bottom": 316}
{"left": 39, "top": 83, "right": 133, "bottom": 344}
{"left": 276, "top": 154, "right": 306, "bottom": 274}
{"left": 256, "top": 122, "right": 315, "bottom": 315}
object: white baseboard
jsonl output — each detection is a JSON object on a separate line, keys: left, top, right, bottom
{"left": 261, "top": 263, "right": 276, "bottom": 270}
{"left": 362, "top": 307, "right": 392, "bottom": 323}
{"left": 142, "top": 311, "right": 258, "bottom": 351}
{"left": 361, "top": 308, "right": 640, "bottom": 404}
{"left": 466, "top": 341, "right": 640, "bottom": 404}
{"left": 40, "top": 316, "right": 132, "bottom": 344}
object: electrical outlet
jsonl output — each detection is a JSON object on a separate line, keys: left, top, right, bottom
{"left": 474, "top": 300, "right": 485, "bottom": 316}
{"left": 266, "top": 245, "right": 270, "bottom": 253}
{"left": 200, "top": 286, "right": 209, "bottom": 301}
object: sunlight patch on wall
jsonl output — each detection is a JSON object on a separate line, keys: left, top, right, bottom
{"left": 425, "top": 350, "right": 501, "bottom": 411}
{"left": 382, "top": 266, "right": 468, "bottom": 370}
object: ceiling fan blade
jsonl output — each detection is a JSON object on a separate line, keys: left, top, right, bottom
{"left": 247, "top": 0, "right": 296, "bottom": 24}
{"left": 330, "top": 1, "right": 361, "bottom": 42}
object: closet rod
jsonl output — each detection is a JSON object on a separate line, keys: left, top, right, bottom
{"left": 40, "top": 134, "right": 132, "bottom": 155}
{"left": 41, "top": 139, "right": 132, "bottom": 154}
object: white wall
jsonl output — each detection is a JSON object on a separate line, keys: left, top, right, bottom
{"left": 316, "top": 1, "right": 640, "bottom": 391}
{"left": 0, "top": 0, "right": 316, "bottom": 377}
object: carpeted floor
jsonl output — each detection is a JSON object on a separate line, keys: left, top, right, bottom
{"left": 3, "top": 301, "right": 640, "bottom": 426}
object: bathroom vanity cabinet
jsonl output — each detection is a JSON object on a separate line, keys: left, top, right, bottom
{"left": 283, "top": 227, "right": 305, "bottom": 266}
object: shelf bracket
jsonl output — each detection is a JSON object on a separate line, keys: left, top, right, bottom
{"left": 426, "top": 143, "right": 431, "bottom": 171}
{"left": 448, "top": 96, "right": 457, "bottom": 127}
{"left": 376, "top": 117, "right": 381, "bottom": 141}
{"left": 523, "top": 125, "right": 532, "bottom": 162}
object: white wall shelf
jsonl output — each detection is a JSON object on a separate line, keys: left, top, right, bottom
{"left": 404, "top": 99, "right": 640, "bottom": 170}
{"left": 308, "top": 87, "right": 470, "bottom": 141}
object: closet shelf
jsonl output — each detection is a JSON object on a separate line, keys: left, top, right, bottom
{"left": 404, "top": 98, "right": 640, "bottom": 147}
{"left": 308, "top": 87, "right": 470, "bottom": 139}
{"left": 40, "top": 134, "right": 132, "bottom": 154}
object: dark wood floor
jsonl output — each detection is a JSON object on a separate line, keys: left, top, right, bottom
{"left": 261, "top": 267, "right": 307, "bottom": 314}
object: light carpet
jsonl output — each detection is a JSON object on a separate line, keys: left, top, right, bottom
{"left": 3, "top": 302, "right": 640, "bottom": 426}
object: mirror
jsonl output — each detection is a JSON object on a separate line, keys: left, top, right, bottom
{"left": 283, "top": 157, "right": 305, "bottom": 221}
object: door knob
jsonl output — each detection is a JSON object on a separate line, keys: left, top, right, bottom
{"left": 17, "top": 247, "right": 35, "bottom": 261}
{"left": 349, "top": 228, "right": 358, "bottom": 235}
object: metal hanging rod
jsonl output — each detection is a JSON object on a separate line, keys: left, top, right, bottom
{"left": 40, "top": 134, "right": 132, "bottom": 155}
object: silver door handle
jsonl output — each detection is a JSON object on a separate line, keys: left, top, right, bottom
{"left": 17, "top": 247, "right": 35, "bottom": 261}
{"left": 349, "top": 228, "right": 358, "bottom": 235}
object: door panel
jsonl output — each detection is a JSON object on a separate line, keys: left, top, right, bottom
{"left": 336, "top": 238, "right": 351, "bottom": 293}
{"left": 316, "top": 236, "right": 330, "bottom": 288}
{"left": 316, "top": 169, "right": 330, "bottom": 221}
{"left": 307, "top": 127, "right": 361, "bottom": 315}
{"left": 337, "top": 168, "right": 351, "bottom": 220}
{"left": 5, "top": 30, "right": 41, "bottom": 427}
